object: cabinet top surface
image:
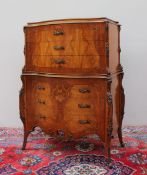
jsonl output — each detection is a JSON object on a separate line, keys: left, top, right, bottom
{"left": 25, "top": 17, "right": 120, "bottom": 27}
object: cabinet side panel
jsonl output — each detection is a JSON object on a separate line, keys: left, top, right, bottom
{"left": 111, "top": 75, "right": 119, "bottom": 136}
{"left": 19, "top": 76, "right": 26, "bottom": 126}
{"left": 111, "top": 72, "right": 125, "bottom": 136}
{"left": 109, "top": 23, "right": 120, "bottom": 73}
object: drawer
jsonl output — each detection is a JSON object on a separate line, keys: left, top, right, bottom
{"left": 64, "top": 116, "right": 98, "bottom": 135}
{"left": 26, "top": 101, "right": 57, "bottom": 130}
{"left": 32, "top": 80, "right": 51, "bottom": 96}
{"left": 25, "top": 40, "right": 106, "bottom": 56}
{"left": 25, "top": 55, "right": 107, "bottom": 74}
{"left": 70, "top": 84, "right": 97, "bottom": 98}
{"left": 27, "top": 111, "right": 57, "bottom": 131}
{"left": 25, "top": 23, "right": 106, "bottom": 42}
{"left": 64, "top": 98, "right": 96, "bottom": 116}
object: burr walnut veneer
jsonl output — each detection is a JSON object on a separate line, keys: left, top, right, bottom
{"left": 20, "top": 18, "right": 125, "bottom": 157}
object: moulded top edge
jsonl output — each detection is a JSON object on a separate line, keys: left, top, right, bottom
{"left": 21, "top": 71, "right": 123, "bottom": 79}
{"left": 25, "top": 17, "right": 120, "bottom": 28}
{"left": 22, "top": 72, "right": 109, "bottom": 79}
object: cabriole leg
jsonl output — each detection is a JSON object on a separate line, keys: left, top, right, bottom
{"left": 117, "top": 71, "right": 125, "bottom": 147}
{"left": 106, "top": 78, "right": 113, "bottom": 168}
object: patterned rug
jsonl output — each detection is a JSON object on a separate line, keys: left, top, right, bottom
{"left": 0, "top": 126, "right": 147, "bottom": 175}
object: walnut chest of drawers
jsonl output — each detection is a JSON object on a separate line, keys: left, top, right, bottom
{"left": 20, "top": 18, "right": 125, "bottom": 157}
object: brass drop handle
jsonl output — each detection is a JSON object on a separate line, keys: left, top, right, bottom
{"left": 79, "top": 88, "right": 90, "bottom": 93}
{"left": 37, "top": 115, "right": 47, "bottom": 120}
{"left": 36, "top": 114, "right": 47, "bottom": 120}
{"left": 78, "top": 104, "right": 91, "bottom": 108}
{"left": 54, "top": 46, "right": 65, "bottom": 50}
{"left": 54, "top": 59, "right": 65, "bottom": 64}
{"left": 40, "top": 116, "right": 46, "bottom": 119}
{"left": 37, "top": 99, "right": 46, "bottom": 105}
{"left": 79, "top": 120, "right": 91, "bottom": 124}
{"left": 53, "top": 31, "right": 64, "bottom": 35}
{"left": 36, "top": 86, "right": 45, "bottom": 90}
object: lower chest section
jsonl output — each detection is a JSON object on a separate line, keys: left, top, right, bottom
{"left": 23, "top": 76, "right": 107, "bottom": 140}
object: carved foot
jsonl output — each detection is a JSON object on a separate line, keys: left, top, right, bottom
{"left": 79, "top": 142, "right": 90, "bottom": 150}
{"left": 105, "top": 146, "right": 113, "bottom": 169}
{"left": 105, "top": 145, "right": 111, "bottom": 158}
{"left": 111, "top": 135, "right": 114, "bottom": 139}
{"left": 120, "top": 142, "right": 125, "bottom": 147}
{"left": 118, "top": 127, "right": 125, "bottom": 147}
{"left": 108, "top": 162, "right": 113, "bottom": 169}
{"left": 22, "top": 131, "right": 29, "bottom": 150}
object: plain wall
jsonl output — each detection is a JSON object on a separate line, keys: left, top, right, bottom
{"left": 0, "top": 0, "right": 147, "bottom": 127}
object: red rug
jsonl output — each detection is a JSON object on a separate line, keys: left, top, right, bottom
{"left": 0, "top": 126, "right": 147, "bottom": 175}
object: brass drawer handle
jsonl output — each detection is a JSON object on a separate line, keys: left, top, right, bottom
{"left": 37, "top": 99, "right": 46, "bottom": 105}
{"left": 54, "top": 59, "right": 65, "bottom": 64}
{"left": 54, "top": 46, "right": 65, "bottom": 50}
{"left": 36, "top": 115, "right": 47, "bottom": 120}
{"left": 36, "top": 86, "right": 45, "bottom": 90}
{"left": 78, "top": 104, "right": 91, "bottom": 108}
{"left": 79, "top": 120, "right": 91, "bottom": 124}
{"left": 53, "top": 31, "right": 64, "bottom": 36}
{"left": 79, "top": 88, "right": 90, "bottom": 93}
{"left": 40, "top": 116, "right": 46, "bottom": 119}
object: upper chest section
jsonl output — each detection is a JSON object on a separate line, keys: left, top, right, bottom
{"left": 24, "top": 22, "right": 108, "bottom": 74}
{"left": 23, "top": 18, "right": 120, "bottom": 75}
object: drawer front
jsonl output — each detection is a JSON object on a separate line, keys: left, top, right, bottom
{"left": 25, "top": 23, "right": 106, "bottom": 42}
{"left": 64, "top": 98, "right": 96, "bottom": 116}
{"left": 64, "top": 115, "right": 98, "bottom": 135}
{"left": 70, "top": 84, "right": 97, "bottom": 98}
{"left": 33, "top": 80, "right": 51, "bottom": 95}
{"left": 25, "top": 55, "right": 106, "bottom": 74}
{"left": 26, "top": 40, "right": 106, "bottom": 56}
